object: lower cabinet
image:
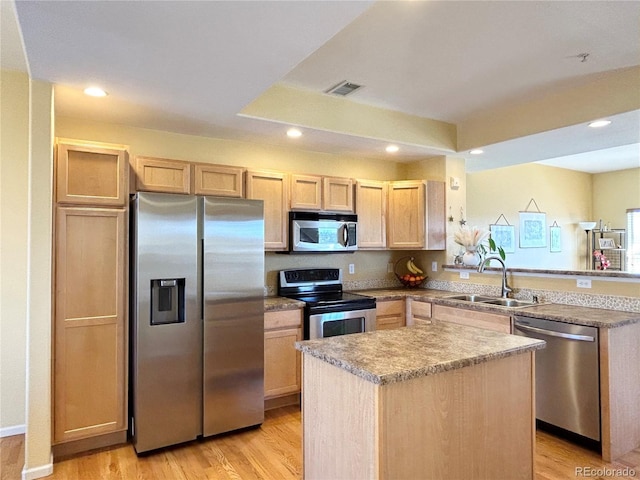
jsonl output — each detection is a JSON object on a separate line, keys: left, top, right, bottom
{"left": 406, "top": 298, "right": 432, "bottom": 326}
{"left": 432, "top": 304, "right": 511, "bottom": 334}
{"left": 375, "top": 300, "right": 406, "bottom": 330}
{"left": 264, "top": 309, "right": 302, "bottom": 405}
{"left": 53, "top": 207, "right": 128, "bottom": 445}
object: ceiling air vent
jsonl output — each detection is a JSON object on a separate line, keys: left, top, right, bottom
{"left": 325, "top": 81, "right": 362, "bottom": 97}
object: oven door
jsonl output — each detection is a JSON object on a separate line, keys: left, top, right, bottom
{"left": 308, "top": 308, "right": 376, "bottom": 340}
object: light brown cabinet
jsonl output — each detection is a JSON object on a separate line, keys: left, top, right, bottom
{"left": 55, "top": 139, "right": 128, "bottom": 206}
{"left": 387, "top": 180, "right": 445, "bottom": 250}
{"left": 375, "top": 299, "right": 406, "bottom": 330}
{"left": 290, "top": 174, "right": 354, "bottom": 212}
{"left": 194, "top": 164, "right": 244, "bottom": 197}
{"left": 246, "top": 170, "right": 289, "bottom": 251}
{"left": 355, "top": 180, "right": 387, "bottom": 249}
{"left": 133, "top": 156, "right": 191, "bottom": 194}
{"left": 264, "top": 309, "right": 303, "bottom": 405}
{"left": 406, "top": 298, "right": 432, "bottom": 326}
{"left": 53, "top": 206, "right": 128, "bottom": 444}
{"left": 432, "top": 304, "right": 511, "bottom": 334}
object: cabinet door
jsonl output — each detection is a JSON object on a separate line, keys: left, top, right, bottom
{"left": 290, "top": 174, "right": 322, "bottom": 210}
{"left": 424, "top": 180, "right": 446, "bottom": 250}
{"left": 376, "top": 300, "right": 406, "bottom": 330}
{"left": 54, "top": 207, "right": 127, "bottom": 444}
{"left": 56, "top": 139, "right": 128, "bottom": 206}
{"left": 323, "top": 177, "right": 354, "bottom": 212}
{"left": 246, "top": 170, "right": 288, "bottom": 250}
{"left": 134, "top": 156, "right": 191, "bottom": 194}
{"left": 432, "top": 305, "right": 511, "bottom": 334}
{"left": 194, "top": 164, "right": 244, "bottom": 197}
{"left": 264, "top": 309, "right": 302, "bottom": 399}
{"left": 406, "top": 299, "right": 432, "bottom": 326}
{"left": 355, "top": 180, "right": 387, "bottom": 249}
{"left": 387, "top": 180, "right": 426, "bottom": 249}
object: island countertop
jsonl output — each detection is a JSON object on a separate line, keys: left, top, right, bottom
{"left": 295, "top": 322, "right": 545, "bottom": 386}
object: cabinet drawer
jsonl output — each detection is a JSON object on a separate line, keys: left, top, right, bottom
{"left": 432, "top": 305, "right": 511, "bottom": 334}
{"left": 377, "top": 316, "right": 405, "bottom": 330}
{"left": 376, "top": 299, "right": 404, "bottom": 316}
{"left": 411, "top": 300, "right": 432, "bottom": 318}
{"left": 265, "top": 309, "right": 302, "bottom": 331}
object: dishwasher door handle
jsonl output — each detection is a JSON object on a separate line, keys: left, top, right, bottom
{"left": 514, "top": 323, "right": 596, "bottom": 342}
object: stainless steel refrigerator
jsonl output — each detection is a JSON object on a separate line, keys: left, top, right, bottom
{"left": 130, "top": 192, "right": 265, "bottom": 454}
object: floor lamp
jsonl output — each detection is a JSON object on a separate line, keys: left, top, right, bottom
{"left": 579, "top": 221, "right": 597, "bottom": 270}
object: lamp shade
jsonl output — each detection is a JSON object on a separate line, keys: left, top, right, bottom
{"left": 579, "top": 221, "right": 597, "bottom": 231}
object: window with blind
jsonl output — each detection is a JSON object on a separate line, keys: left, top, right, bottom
{"left": 628, "top": 208, "right": 640, "bottom": 273}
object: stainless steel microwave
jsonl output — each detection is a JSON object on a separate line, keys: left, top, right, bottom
{"left": 289, "top": 211, "right": 357, "bottom": 252}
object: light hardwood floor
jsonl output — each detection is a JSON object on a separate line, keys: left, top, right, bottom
{"left": 2, "top": 406, "right": 639, "bottom": 480}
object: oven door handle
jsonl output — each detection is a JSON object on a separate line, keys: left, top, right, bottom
{"left": 514, "top": 323, "right": 595, "bottom": 342}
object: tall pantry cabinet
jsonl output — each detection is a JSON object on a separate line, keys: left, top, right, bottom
{"left": 52, "top": 139, "right": 129, "bottom": 452}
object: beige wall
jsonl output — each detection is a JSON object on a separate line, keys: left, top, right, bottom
{"left": 467, "top": 163, "right": 592, "bottom": 270}
{"left": 592, "top": 167, "right": 640, "bottom": 229}
{"left": 0, "top": 70, "right": 29, "bottom": 433}
{"left": 23, "top": 79, "right": 54, "bottom": 478}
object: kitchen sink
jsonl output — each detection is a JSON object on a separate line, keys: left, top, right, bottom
{"left": 481, "top": 298, "right": 537, "bottom": 307}
{"left": 445, "top": 294, "right": 502, "bottom": 303}
{"left": 444, "top": 294, "right": 539, "bottom": 308}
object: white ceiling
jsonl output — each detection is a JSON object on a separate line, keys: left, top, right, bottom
{"left": 6, "top": 0, "right": 640, "bottom": 172}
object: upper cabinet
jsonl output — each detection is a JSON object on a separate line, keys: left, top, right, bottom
{"left": 194, "top": 164, "right": 244, "bottom": 197}
{"left": 56, "top": 139, "right": 129, "bottom": 206}
{"left": 387, "top": 180, "right": 445, "bottom": 250}
{"left": 355, "top": 180, "right": 387, "bottom": 249}
{"left": 290, "top": 174, "right": 354, "bottom": 213}
{"left": 133, "top": 156, "right": 191, "bottom": 194}
{"left": 246, "top": 170, "right": 289, "bottom": 251}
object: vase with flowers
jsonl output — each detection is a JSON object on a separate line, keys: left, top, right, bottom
{"left": 454, "top": 226, "right": 506, "bottom": 266}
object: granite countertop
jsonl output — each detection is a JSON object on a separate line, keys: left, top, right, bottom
{"left": 296, "top": 322, "right": 544, "bottom": 385}
{"left": 264, "top": 296, "right": 305, "bottom": 312}
{"left": 353, "top": 288, "right": 640, "bottom": 329}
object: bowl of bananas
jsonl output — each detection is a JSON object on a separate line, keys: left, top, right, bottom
{"left": 394, "top": 256, "right": 427, "bottom": 288}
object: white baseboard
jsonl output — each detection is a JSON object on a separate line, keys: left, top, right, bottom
{"left": 0, "top": 424, "right": 26, "bottom": 438}
{"left": 22, "top": 453, "right": 53, "bottom": 480}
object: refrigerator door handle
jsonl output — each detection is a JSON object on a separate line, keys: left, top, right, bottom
{"left": 199, "top": 238, "right": 204, "bottom": 320}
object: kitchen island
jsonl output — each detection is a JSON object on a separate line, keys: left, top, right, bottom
{"left": 296, "top": 322, "right": 545, "bottom": 480}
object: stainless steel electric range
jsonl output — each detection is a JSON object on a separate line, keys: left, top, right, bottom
{"left": 278, "top": 268, "right": 376, "bottom": 340}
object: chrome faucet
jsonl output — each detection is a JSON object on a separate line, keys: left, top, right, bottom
{"left": 477, "top": 256, "right": 513, "bottom": 298}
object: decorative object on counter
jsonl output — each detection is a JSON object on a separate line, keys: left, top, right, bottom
{"left": 489, "top": 213, "right": 515, "bottom": 254}
{"left": 578, "top": 221, "right": 597, "bottom": 269}
{"left": 593, "top": 250, "right": 611, "bottom": 270}
{"left": 394, "top": 256, "right": 427, "bottom": 287}
{"left": 550, "top": 221, "right": 562, "bottom": 253}
{"left": 519, "top": 198, "right": 546, "bottom": 248}
{"left": 454, "top": 226, "right": 490, "bottom": 266}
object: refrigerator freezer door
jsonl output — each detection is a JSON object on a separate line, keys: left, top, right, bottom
{"left": 202, "top": 197, "right": 265, "bottom": 436}
{"left": 131, "top": 193, "right": 201, "bottom": 453}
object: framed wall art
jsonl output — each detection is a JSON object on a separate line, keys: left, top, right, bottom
{"left": 549, "top": 222, "right": 561, "bottom": 253}
{"left": 519, "top": 199, "right": 546, "bottom": 248}
{"left": 490, "top": 214, "right": 516, "bottom": 254}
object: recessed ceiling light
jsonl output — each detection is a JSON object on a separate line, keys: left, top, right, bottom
{"left": 386, "top": 145, "right": 399, "bottom": 153}
{"left": 83, "top": 87, "right": 107, "bottom": 97}
{"left": 588, "top": 120, "right": 611, "bottom": 128}
{"left": 287, "top": 128, "right": 302, "bottom": 138}
{"left": 469, "top": 149, "right": 484, "bottom": 155}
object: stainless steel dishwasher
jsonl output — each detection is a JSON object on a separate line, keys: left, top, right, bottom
{"left": 513, "top": 316, "right": 600, "bottom": 443}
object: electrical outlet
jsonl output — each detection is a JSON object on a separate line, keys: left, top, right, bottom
{"left": 577, "top": 278, "right": 591, "bottom": 288}
{"left": 387, "top": 262, "right": 394, "bottom": 273}
{"left": 431, "top": 261, "right": 438, "bottom": 272}
{"left": 349, "top": 264, "right": 355, "bottom": 274}
{"left": 460, "top": 271, "right": 470, "bottom": 279}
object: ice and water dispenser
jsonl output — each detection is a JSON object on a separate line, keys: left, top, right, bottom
{"left": 150, "top": 279, "right": 185, "bottom": 325}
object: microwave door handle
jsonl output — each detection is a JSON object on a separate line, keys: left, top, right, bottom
{"left": 342, "top": 223, "right": 349, "bottom": 247}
